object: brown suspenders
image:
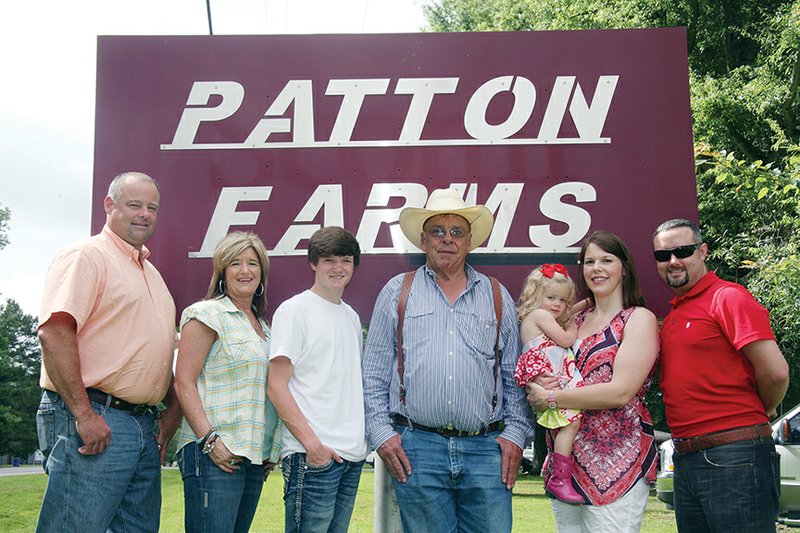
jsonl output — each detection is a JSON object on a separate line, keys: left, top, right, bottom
{"left": 395, "top": 271, "right": 503, "bottom": 409}
{"left": 396, "top": 271, "right": 415, "bottom": 405}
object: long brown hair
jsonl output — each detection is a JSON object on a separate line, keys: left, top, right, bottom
{"left": 579, "top": 231, "right": 645, "bottom": 308}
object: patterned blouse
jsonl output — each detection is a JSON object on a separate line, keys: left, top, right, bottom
{"left": 544, "top": 307, "right": 658, "bottom": 505}
{"left": 175, "top": 296, "right": 281, "bottom": 463}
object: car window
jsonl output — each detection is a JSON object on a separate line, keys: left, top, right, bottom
{"left": 791, "top": 412, "right": 800, "bottom": 442}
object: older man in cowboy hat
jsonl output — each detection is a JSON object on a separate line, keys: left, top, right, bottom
{"left": 363, "top": 188, "right": 534, "bottom": 532}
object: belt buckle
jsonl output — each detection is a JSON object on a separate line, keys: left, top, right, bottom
{"left": 437, "top": 425, "right": 454, "bottom": 437}
{"left": 438, "top": 425, "right": 479, "bottom": 438}
{"left": 131, "top": 404, "right": 152, "bottom": 416}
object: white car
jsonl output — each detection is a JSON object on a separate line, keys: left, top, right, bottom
{"left": 365, "top": 450, "right": 376, "bottom": 466}
{"left": 655, "top": 439, "right": 675, "bottom": 510}
{"left": 775, "top": 402, "right": 800, "bottom": 526}
{"left": 519, "top": 443, "right": 536, "bottom": 474}
{"left": 656, "top": 403, "right": 800, "bottom": 527}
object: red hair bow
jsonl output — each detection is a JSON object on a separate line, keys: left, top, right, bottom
{"left": 539, "top": 263, "right": 569, "bottom": 279}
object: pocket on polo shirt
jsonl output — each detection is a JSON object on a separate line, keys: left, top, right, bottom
{"left": 223, "top": 336, "right": 252, "bottom": 361}
{"left": 463, "top": 313, "right": 498, "bottom": 358}
{"left": 403, "top": 307, "right": 434, "bottom": 353}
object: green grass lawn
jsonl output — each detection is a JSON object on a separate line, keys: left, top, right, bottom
{"left": 0, "top": 468, "right": 677, "bottom": 532}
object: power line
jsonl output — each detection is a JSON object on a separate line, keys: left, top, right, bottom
{"left": 361, "top": 0, "right": 370, "bottom": 32}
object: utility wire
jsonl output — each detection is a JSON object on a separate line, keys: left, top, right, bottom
{"left": 361, "top": 0, "right": 370, "bottom": 31}
{"left": 206, "top": 0, "right": 214, "bottom": 35}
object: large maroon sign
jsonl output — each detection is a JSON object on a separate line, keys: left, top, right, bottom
{"left": 93, "top": 29, "right": 697, "bottom": 320}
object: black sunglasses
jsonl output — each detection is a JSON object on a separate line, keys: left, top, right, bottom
{"left": 653, "top": 243, "right": 701, "bottom": 262}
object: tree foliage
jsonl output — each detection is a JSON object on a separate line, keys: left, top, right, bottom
{"left": 423, "top": 0, "right": 650, "bottom": 33}
{"left": 747, "top": 251, "right": 800, "bottom": 416}
{"left": 0, "top": 300, "right": 41, "bottom": 457}
{"left": 695, "top": 145, "right": 799, "bottom": 276}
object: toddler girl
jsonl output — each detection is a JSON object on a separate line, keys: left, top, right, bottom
{"left": 515, "top": 263, "right": 584, "bottom": 504}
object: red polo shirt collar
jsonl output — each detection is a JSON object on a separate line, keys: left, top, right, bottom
{"left": 669, "top": 271, "right": 718, "bottom": 307}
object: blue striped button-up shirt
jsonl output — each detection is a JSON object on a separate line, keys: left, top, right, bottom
{"left": 363, "top": 264, "right": 533, "bottom": 450}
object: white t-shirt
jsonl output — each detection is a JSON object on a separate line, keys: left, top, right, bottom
{"left": 269, "top": 289, "right": 368, "bottom": 461}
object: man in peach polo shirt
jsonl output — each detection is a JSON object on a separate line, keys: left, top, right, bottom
{"left": 35, "top": 172, "right": 181, "bottom": 533}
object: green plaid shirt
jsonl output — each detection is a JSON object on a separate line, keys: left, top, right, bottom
{"left": 176, "top": 296, "right": 281, "bottom": 462}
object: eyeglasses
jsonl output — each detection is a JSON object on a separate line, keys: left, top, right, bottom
{"left": 427, "top": 227, "right": 469, "bottom": 239}
{"left": 653, "top": 243, "right": 701, "bottom": 262}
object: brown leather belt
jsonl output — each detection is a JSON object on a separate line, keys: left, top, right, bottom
{"left": 673, "top": 423, "right": 773, "bottom": 455}
{"left": 392, "top": 414, "right": 500, "bottom": 438}
{"left": 87, "top": 388, "right": 157, "bottom": 416}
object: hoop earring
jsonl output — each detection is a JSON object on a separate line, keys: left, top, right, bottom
{"left": 255, "top": 282, "right": 264, "bottom": 296}
{"left": 218, "top": 279, "right": 225, "bottom": 295}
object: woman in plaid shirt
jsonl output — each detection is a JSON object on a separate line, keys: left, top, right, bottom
{"left": 174, "top": 231, "right": 281, "bottom": 533}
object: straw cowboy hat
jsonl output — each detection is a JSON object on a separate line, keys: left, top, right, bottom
{"left": 399, "top": 188, "right": 494, "bottom": 251}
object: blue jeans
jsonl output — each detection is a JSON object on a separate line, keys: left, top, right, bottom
{"left": 35, "top": 390, "right": 161, "bottom": 533}
{"left": 673, "top": 438, "right": 780, "bottom": 533}
{"left": 281, "top": 453, "right": 364, "bottom": 533}
{"left": 177, "top": 442, "right": 265, "bottom": 533}
{"left": 392, "top": 427, "right": 512, "bottom": 533}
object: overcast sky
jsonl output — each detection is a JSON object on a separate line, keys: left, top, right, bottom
{"left": 0, "top": 0, "right": 426, "bottom": 316}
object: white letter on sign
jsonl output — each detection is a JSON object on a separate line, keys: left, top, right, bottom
{"left": 570, "top": 76, "right": 618, "bottom": 140}
{"left": 529, "top": 182, "right": 595, "bottom": 250}
{"left": 169, "top": 82, "right": 245, "bottom": 148}
{"left": 326, "top": 79, "right": 390, "bottom": 143}
{"left": 464, "top": 76, "right": 535, "bottom": 141}
{"left": 538, "top": 76, "right": 619, "bottom": 141}
{"left": 356, "top": 183, "right": 429, "bottom": 253}
{"left": 395, "top": 78, "right": 459, "bottom": 142}
{"left": 245, "top": 80, "right": 315, "bottom": 146}
{"left": 272, "top": 185, "right": 345, "bottom": 255}
{"left": 190, "top": 186, "right": 272, "bottom": 258}
{"left": 481, "top": 183, "right": 524, "bottom": 251}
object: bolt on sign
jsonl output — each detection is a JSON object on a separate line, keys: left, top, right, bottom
{"left": 93, "top": 28, "right": 696, "bottom": 320}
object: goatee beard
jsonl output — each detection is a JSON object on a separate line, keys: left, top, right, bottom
{"left": 666, "top": 272, "right": 689, "bottom": 288}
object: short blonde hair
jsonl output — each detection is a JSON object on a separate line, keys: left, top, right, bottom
{"left": 516, "top": 267, "right": 576, "bottom": 325}
{"left": 205, "top": 232, "right": 270, "bottom": 319}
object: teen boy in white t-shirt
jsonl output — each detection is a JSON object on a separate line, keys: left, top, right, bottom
{"left": 268, "top": 226, "right": 368, "bottom": 533}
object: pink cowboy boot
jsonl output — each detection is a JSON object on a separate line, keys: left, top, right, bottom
{"left": 545, "top": 452, "right": 584, "bottom": 504}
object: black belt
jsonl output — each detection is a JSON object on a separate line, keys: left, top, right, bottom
{"left": 87, "top": 388, "right": 157, "bottom": 416}
{"left": 392, "top": 414, "right": 500, "bottom": 438}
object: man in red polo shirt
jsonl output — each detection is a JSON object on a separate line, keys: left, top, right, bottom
{"left": 653, "top": 218, "right": 788, "bottom": 532}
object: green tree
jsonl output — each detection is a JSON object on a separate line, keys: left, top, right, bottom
{"left": 0, "top": 300, "right": 41, "bottom": 458}
{"left": 690, "top": 2, "right": 800, "bottom": 163}
{"left": 695, "top": 145, "right": 799, "bottom": 280}
{"left": 747, "top": 251, "right": 800, "bottom": 415}
{"left": 423, "top": 0, "right": 651, "bottom": 32}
